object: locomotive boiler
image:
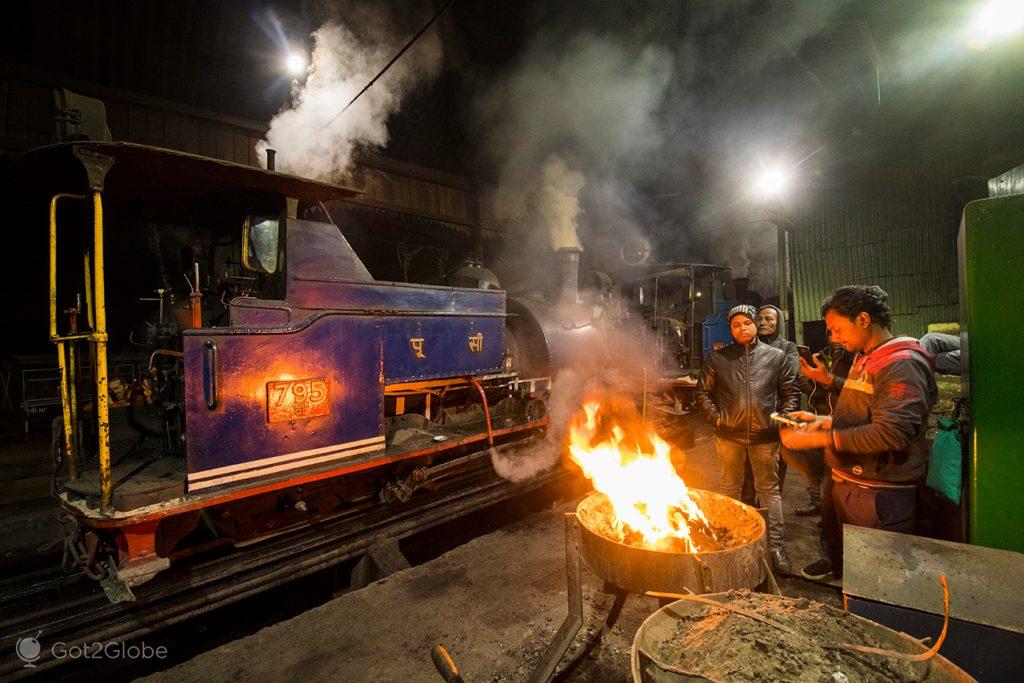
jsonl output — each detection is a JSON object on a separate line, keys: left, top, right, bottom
{"left": 19, "top": 142, "right": 605, "bottom": 595}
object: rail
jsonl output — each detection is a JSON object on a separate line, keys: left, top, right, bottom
{"left": 0, "top": 466, "right": 574, "bottom": 679}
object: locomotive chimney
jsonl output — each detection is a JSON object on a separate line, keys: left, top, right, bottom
{"left": 266, "top": 148, "right": 277, "bottom": 171}
{"left": 556, "top": 246, "right": 582, "bottom": 304}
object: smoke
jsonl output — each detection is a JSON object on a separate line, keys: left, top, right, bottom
{"left": 479, "top": 31, "right": 674, "bottom": 279}
{"left": 700, "top": 217, "right": 780, "bottom": 295}
{"left": 490, "top": 314, "right": 663, "bottom": 484}
{"left": 490, "top": 441, "right": 560, "bottom": 484}
{"left": 538, "top": 156, "right": 586, "bottom": 250}
{"left": 258, "top": 13, "right": 443, "bottom": 180}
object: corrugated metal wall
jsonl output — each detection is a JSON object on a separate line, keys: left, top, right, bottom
{"left": 0, "top": 75, "right": 264, "bottom": 166}
{"left": 0, "top": 75, "right": 482, "bottom": 235}
{"left": 790, "top": 167, "right": 961, "bottom": 339}
{"left": 348, "top": 158, "right": 476, "bottom": 235}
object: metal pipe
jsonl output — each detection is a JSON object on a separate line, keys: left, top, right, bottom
{"left": 622, "top": 364, "right": 649, "bottom": 421}
{"left": 556, "top": 247, "right": 582, "bottom": 304}
{"left": 67, "top": 338, "right": 80, "bottom": 480}
{"left": 49, "top": 194, "right": 87, "bottom": 339}
{"left": 689, "top": 267, "right": 697, "bottom": 372}
{"left": 55, "top": 342, "right": 76, "bottom": 479}
{"left": 50, "top": 194, "right": 87, "bottom": 481}
{"left": 190, "top": 262, "right": 202, "bottom": 329}
{"left": 148, "top": 349, "right": 184, "bottom": 370}
{"left": 642, "top": 365, "right": 647, "bottom": 421}
{"left": 91, "top": 192, "right": 112, "bottom": 514}
{"left": 528, "top": 514, "right": 583, "bottom": 683}
{"left": 265, "top": 148, "right": 276, "bottom": 171}
{"left": 468, "top": 377, "right": 494, "bottom": 447}
{"left": 83, "top": 251, "right": 94, "bottom": 330}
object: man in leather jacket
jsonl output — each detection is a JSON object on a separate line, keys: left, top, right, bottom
{"left": 756, "top": 304, "right": 820, "bottom": 515}
{"left": 697, "top": 305, "right": 800, "bottom": 574}
{"left": 782, "top": 286, "right": 936, "bottom": 581}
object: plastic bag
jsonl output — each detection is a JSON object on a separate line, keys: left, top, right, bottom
{"left": 926, "top": 417, "right": 963, "bottom": 505}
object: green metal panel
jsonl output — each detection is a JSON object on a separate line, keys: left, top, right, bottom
{"left": 960, "top": 195, "right": 1024, "bottom": 553}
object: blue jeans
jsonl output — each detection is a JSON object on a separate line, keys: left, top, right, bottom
{"left": 715, "top": 437, "right": 785, "bottom": 549}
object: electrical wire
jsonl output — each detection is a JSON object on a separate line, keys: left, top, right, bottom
{"left": 323, "top": 0, "right": 458, "bottom": 128}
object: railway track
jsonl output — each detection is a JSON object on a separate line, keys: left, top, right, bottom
{"left": 0, "top": 463, "right": 575, "bottom": 679}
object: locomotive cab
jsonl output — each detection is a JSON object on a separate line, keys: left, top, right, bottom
{"left": 19, "top": 142, "right": 552, "bottom": 592}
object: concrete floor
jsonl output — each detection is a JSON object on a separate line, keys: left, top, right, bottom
{"left": 142, "top": 419, "right": 841, "bottom": 682}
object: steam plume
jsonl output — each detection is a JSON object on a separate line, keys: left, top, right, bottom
{"left": 258, "top": 17, "right": 442, "bottom": 180}
{"left": 479, "top": 32, "right": 673, "bottom": 278}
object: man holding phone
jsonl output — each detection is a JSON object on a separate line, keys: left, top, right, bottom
{"left": 780, "top": 286, "right": 936, "bottom": 581}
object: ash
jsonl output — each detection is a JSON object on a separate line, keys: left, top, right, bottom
{"left": 653, "top": 590, "right": 929, "bottom": 682}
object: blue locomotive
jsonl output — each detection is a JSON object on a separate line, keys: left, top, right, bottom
{"left": 20, "top": 142, "right": 604, "bottom": 592}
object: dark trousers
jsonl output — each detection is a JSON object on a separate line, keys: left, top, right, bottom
{"left": 715, "top": 437, "right": 785, "bottom": 549}
{"left": 821, "top": 475, "right": 916, "bottom": 570}
{"left": 782, "top": 447, "right": 825, "bottom": 505}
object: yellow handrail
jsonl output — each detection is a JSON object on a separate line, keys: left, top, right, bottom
{"left": 49, "top": 194, "right": 86, "bottom": 481}
{"left": 91, "top": 192, "right": 112, "bottom": 513}
{"left": 49, "top": 194, "right": 86, "bottom": 340}
{"left": 55, "top": 341, "right": 75, "bottom": 478}
{"left": 83, "top": 250, "right": 94, "bottom": 330}
{"left": 48, "top": 192, "right": 112, "bottom": 510}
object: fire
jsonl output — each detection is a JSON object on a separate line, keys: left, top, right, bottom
{"left": 567, "top": 399, "right": 715, "bottom": 553}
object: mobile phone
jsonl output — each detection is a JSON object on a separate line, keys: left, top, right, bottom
{"left": 770, "top": 412, "right": 807, "bottom": 428}
{"left": 797, "top": 345, "right": 816, "bottom": 365}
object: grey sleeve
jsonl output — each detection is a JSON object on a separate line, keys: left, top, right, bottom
{"left": 831, "top": 359, "right": 934, "bottom": 454}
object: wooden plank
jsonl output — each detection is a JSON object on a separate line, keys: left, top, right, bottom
{"left": 843, "top": 525, "right": 1024, "bottom": 634}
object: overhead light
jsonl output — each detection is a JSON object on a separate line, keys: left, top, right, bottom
{"left": 969, "top": 0, "right": 1024, "bottom": 45}
{"left": 285, "top": 52, "right": 307, "bottom": 76}
{"left": 756, "top": 165, "right": 790, "bottom": 199}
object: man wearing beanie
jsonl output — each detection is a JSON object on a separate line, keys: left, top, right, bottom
{"left": 697, "top": 304, "right": 800, "bottom": 574}
{"left": 757, "top": 304, "right": 821, "bottom": 516}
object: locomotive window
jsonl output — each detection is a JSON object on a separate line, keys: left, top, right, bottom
{"left": 242, "top": 215, "right": 280, "bottom": 274}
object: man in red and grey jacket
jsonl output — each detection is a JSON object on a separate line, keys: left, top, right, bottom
{"left": 781, "top": 285, "right": 936, "bottom": 581}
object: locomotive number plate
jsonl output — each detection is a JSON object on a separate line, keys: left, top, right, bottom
{"left": 267, "top": 377, "right": 330, "bottom": 423}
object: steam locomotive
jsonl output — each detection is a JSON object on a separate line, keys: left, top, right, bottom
{"left": 18, "top": 142, "right": 604, "bottom": 595}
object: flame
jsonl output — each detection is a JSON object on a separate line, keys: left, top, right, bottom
{"left": 568, "top": 398, "right": 714, "bottom": 553}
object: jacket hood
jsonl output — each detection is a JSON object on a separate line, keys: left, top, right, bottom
{"left": 861, "top": 337, "right": 936, "bottom": 373}
{"left": 756, "top": 304, "right": 785, "bottom": 344}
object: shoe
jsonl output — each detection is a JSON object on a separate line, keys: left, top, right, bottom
{"left": 801, "top": 559, "right": 840, "bottom": 580}
{"left": 769, "top": 548, "right": 792, "bottom": 576}
{"left": 795, "top": 502, "right": 821, "bottom": 517}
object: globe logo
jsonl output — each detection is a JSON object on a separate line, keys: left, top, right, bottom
{"left": 15, "top": 631, "right": 42, "bottom": 668}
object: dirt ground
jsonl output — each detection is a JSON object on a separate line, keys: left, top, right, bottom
{"left": 143, "top": 420, "right": 841, "bottom": 682}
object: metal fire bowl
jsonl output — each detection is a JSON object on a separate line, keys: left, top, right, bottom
{"left": 575, "top": 490, "right": 767, "bottom": 595}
